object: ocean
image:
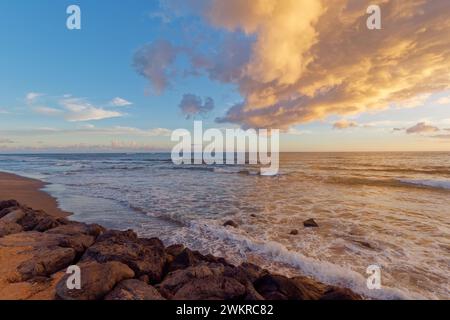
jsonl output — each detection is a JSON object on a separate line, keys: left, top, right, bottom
{"left": 0, "top": 152, "right": 448, "bottom": 299}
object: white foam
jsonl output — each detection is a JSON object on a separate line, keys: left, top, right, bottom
{"left": 186, "top": 221, "right": 428, "bottom": 300}
{"left": 399, "top": 179, "right": 450, "bottom": 190}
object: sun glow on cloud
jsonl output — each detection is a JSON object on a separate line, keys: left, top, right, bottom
{"left": 143, "top": 0, "right": 450, "bottom": 130}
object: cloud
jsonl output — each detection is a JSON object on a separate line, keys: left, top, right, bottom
{"left": 153, "top": 0, "right": 450, "bottom": 129}
{"left": 33, "top": 106, "right": 63, "bottom": 116}
{"left": 110, "top": 97, "right": 133, "bottom": 107}
{"left": 60, "top": 98, "right": 123, "bottom": 122}
{"left": 25, "top": 92, "right": 44, "bottom": 104}
{"left": 0, "top": 109, "right": 10, "bottom": 114}
{"left": 431, "top": 134, "right": 450, "bottom": 139}
{"left": 436, "top": 96, "right": 450, "bottom": 105}
{"left": 133, "top": 40, "right": 180, "bottom": 94}
{"left": 178, "top": 94, "right": 214, "bottom": 119}
{"left": 0, "top": 139, "right": 14, "bottom": 144}
{"left": 406, "top": 122, "right": 440, "bottom": 134}
{"left": 333, "top": 119, "right": 359, "bottom": 130}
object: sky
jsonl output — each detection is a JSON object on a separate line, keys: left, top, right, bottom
{"left": 0, "top": 0, "right": 450, "bottom": 152}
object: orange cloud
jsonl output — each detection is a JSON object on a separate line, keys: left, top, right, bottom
{"left": 202, "top": 0, "right": 450, "bottom": 128}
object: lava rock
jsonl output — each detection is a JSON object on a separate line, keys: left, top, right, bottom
{"left": 303, "top": 219, "right": 319, "bottom": 228}
{"left": 56, "top": 261, "right": 135, "bottom": 300}
{"left": 105, "top": 279, "right": 165, "bottom": 300}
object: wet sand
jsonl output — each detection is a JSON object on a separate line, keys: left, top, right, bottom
{"left": 0, "top": 172, "right": 70, "bottom": 218}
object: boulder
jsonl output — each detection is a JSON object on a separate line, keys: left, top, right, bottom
{"left": 56, "top": 261, "right": 135, "bottom": 300}
{"left": 0, "top": 208, "right": 26, "bottom": 224}
{"left": 105, "top": 279, "right": 165, "bottom": 300}
{"left": 173, "top": 275, "right": 246, "bottom": 300}
{"left": 290, "top": 229, "right": 299, "bottom": 235}
{"left": 18, "top": 208, "right": 61, "bottom": 232}
{"left": 0, "top": 200, "right": 20, "bottom": 213}
{"left": 320, "top": 287, "right": 362, "bottom": 300}
{"left": 303, "top": 219, "right": 319, "bottom": 228}
{"left": 254, "top": 274, "right": 310, "bottom": 300}
{"left": 223, "top": 220, "right": 239, "bottom": 228}
{"left": 0, "top": 220, "right": 23, "bottom": 237}
{"left": 81, "top": 230, "right": 166, "bottom": 282}
{"left": 18, "top": 247, "right": 77, "bottom": 280}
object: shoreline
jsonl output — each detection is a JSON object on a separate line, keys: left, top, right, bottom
{"left": 0, "top": 172, "right": 70, "bottom": 218}
{"left": 0, "top": 171, "right": 362, "bottom": 300}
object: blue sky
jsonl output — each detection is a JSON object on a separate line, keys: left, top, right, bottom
{"left": 1, "top": 0, "right": 449, "bottom": 152}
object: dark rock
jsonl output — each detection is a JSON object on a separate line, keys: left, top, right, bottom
{"left": 254, "top": 274, "right": 309, "bottom": 300}
{"left": 56, "top": 261, "right": 135, "bottom": 300}
{"left": 223, "top": 220, "right": 239, "bottom": 228}
{"left": 250, "top": 214, "right": 257, "bottom": 218}
{"left": 82, "top": 230, "right": 166, "bottom": 282}
{"left": 18, "top": 247, "right": 77, "bottom": 280}
{"left": 174, "top": 276, "right": 246, "bottom": 300}
{"left": 320, "top": 287, "right": 362, "bottom": 300}
{"left": 166, "top": 244, "right": 185, "bottom": 257}
{"left": 105, "top": 279, "right": 165, "bottom": 300}
{"left": 303, "top": 219, "right": 319, "bottom": 228}
{"left": 158, "top": 265, "right": 222, "bottom": 298}
{"left": 18, "top": 208, "right": 61, "bottom": 232}
{"left": 290, "top": 229, "right": 299, "bottom": 235}
{"left": 0, "top": 200, "right": 20, "bottom": 213}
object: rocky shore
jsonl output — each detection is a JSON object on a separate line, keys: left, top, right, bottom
{"left": 0, "top": 200, "right": 362, "bottom": 300}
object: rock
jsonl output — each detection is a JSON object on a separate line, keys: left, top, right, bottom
{"left": 0, "top": 208, "right": 26, "bottom": 224}
{"left": 303, "top": 219, "right": 319, "bottom": 228}
{"left": 166, "top": 244, "right": 185, "bottom": 257}
{"left": 254, "top": 274, "right": 309, "bottom": 300}
{"left": 173, "top": 276, "right": 246, "bottom": 300}
{"left": 250, "top": 214, "right": 257, "bottom": 218}
{"left": 223, "top": 220, "right": 239, "bottom": 228}
{"left": 290, "top": 229, "right": 299, "bottom": 235}
{"left": 0, "top": 221, "right": 23, "bottom": 237}
{"left": 158, "top": 265, "right": 222, "bottom": 298}
{"left": 320, "top": 287, "right": 362, "bottom": 300}
{"left": 0, "top": 200, "right": 20, "bottom": 213}
{"left": 56, "top": 261, "right": 135, "bottom": 300}
{"left": 82, "top": 230, "right": 166, "bottom": 282}
{"left": 18, "top": 247, "right": 77, "bottom": 280}
{"left": 290, "top": 276, "right": 326, "bottom": 300}
{"left": 18, "top": 208, "right": 61, "bottom": 232}
{"left": 105, "top": 279, "right": 165, "bottom": 300}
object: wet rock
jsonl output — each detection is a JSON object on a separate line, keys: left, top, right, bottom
{"left": 320, "top": 287, "right": 362, "bottom": 300}
{"left": 223, "top": 220, "right": 239, "bottom": 228}
{"left": 290, "top": 229, "right": 299, "bottom": 235}
{"left": 303, "top": 219, "right": 319, "bottom": 228}
{"left": 290, "top": 276, "right": 326, "bottom": 300}
{"left": 105, "top": 279, "right": 165, "bottom": 300}
{"left": 56, "top": 261, "right": 135, "bottom": 300}
{"left": 0, "top": 220, "right": 23, "bottom": 237}
{"left": 18, "top": 247, "right": 77, "bottom": 280}
{"left": 82, "top": 230, "right": 166, "bottom": 282}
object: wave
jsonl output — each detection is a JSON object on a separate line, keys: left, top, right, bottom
{"left": 326, "top": 176, "right": 450, "bottom": 191}
{"left": 398, "top": 179, "right": 450, "bottom": 190}
{"left": 184, "top": 221, "right": 426, "bottom": 300}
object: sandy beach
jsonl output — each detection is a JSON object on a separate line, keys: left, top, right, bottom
{"left": 0, "top": 172, "right": 69, "bottom": 218}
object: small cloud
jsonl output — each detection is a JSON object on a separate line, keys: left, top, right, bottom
{"left": 406, "top": 122, "right": 440, "bottom": 134}
{"left": 285, "top": 128, "right": 312, "bottom": 135}
{"left": 0, "top": 138, "right": 14, "bottom": 144}
{"left": 60, "top": 98, "right": 123, "bottom": 122}
{"left": 110, "top": 97, "right": 133, "bottom": 107}
{"left": 0, "top": 109, "right": 10, "bottom": 114}
{"left": 333, "top": 119, "right": 358, "bottom": 130}
{"left": 26, "top": 92, "right": 44, "bottom": 104}
{"left": 178, "top": 94, "right": 215, "bottom": 119}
